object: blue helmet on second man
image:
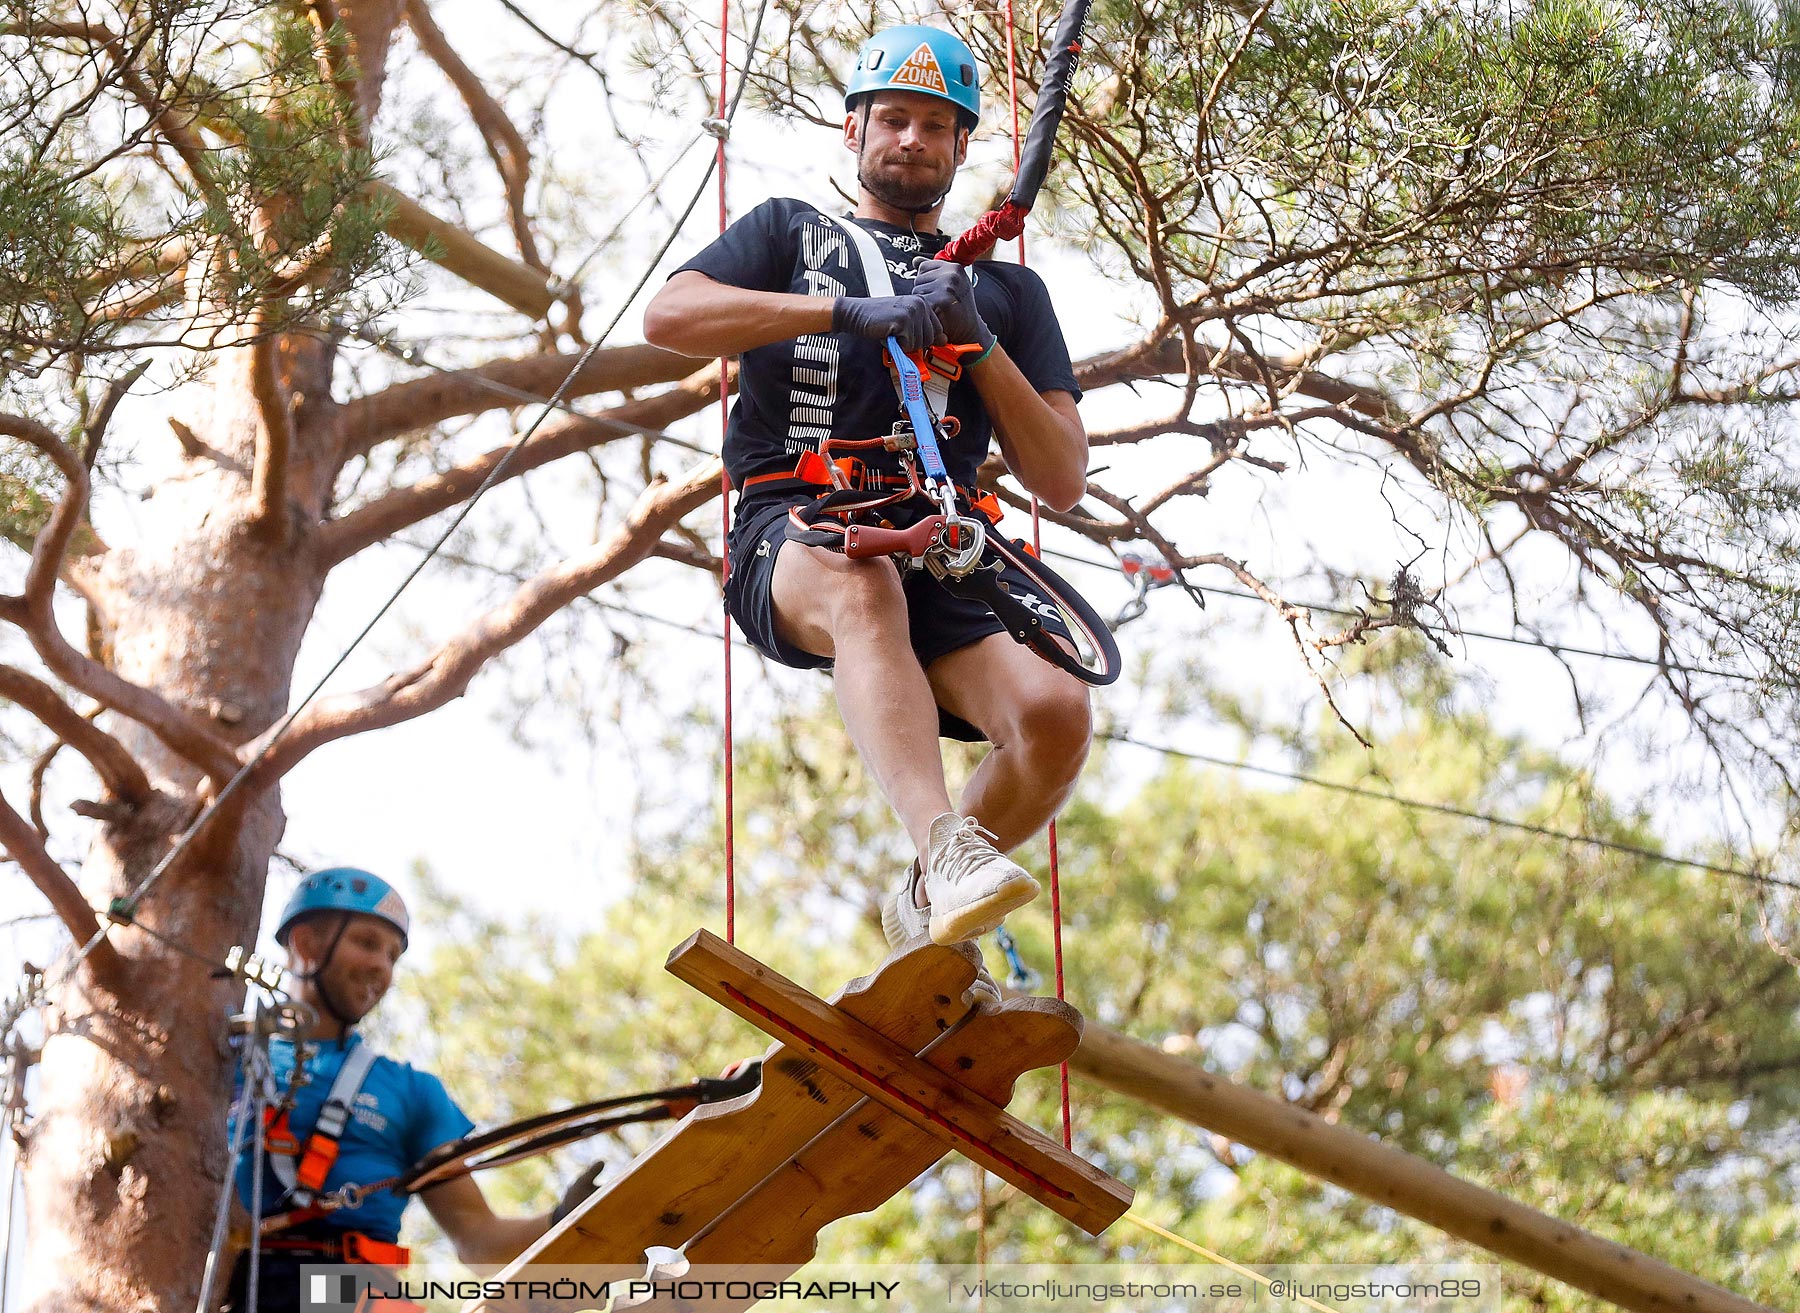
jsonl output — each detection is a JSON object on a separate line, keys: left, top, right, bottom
{"left": 275, "top": 867, "right": 410, "bottom": 949}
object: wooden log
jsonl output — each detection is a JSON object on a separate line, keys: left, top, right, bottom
{"left": 666, "top": 930, "right": 1132, "bottom": 1236}
{"left": 1071, "top": 1020, "right": 1778, "bottom": 1313}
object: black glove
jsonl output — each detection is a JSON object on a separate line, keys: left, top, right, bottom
{"left": 832, "top": 295, "right": 944, "bottom": 355}
{"left": 551, "top": 1161, "right": 606, "bottom": 1224}
{"left": 911, "top": 259, "right": 995, "bottom": 353}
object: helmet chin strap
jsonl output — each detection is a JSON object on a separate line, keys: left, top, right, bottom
{"left": 294, "top": 913, "right": 360, "bottom": 1038}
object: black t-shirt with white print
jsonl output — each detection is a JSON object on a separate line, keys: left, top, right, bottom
{"left": 674, "top": 197, "right": 1081, "bottom": 508}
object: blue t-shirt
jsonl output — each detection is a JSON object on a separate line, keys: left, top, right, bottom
{"left": 674, "top": 197, "right": 1082, "bottom": 505}
{"left": 233, "top": 1034, "right": 474, "bottom": 1243}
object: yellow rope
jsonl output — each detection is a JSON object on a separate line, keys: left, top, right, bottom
{"left": 1119, "top": 1210, "right": 1345, "bottom": 1313}
{"left": 976, "top": 1169, "right": 989, "bottom": 1313}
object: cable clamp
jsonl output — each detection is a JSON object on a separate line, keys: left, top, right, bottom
{"left": 319, "top": 1180, "right": 373, "bottom": 1212}
{"left": 221, "top": 946, "right": 288, "bottom": 995}
{"left": 701, "top": 117, "right": 731, "bottom": 140}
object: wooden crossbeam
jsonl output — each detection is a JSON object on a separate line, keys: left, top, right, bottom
{"left": 472, "top": 935, "right": 1130, "bottom": 1313}
{"left": 682, "top": 993, "right": 1088, "bottom": 1268}
{"left": 610, "top": 997, "right": 1096, "bottom": 1313}
{"left": 666, "top": 929, "right": 1131, "bottom": 1236}
{"left": 1071, "top": 1022, "right": 1778, "bottom": 1313}
{"left": 475, "top": 940, "right": 985, "bottom": 1292}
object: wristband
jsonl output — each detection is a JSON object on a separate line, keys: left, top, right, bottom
{"left": 966, "top": 339, "right": 998, "bottom": 366}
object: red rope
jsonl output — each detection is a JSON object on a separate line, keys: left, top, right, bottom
{"left": 1002, "top": 0, "right": 1073, "bottom": 1151}
{"left": 1049, "top": 818, "right": 1069, "bottom": 1148}
{"left": 717, "top": 0, "right": 735, "bottom": 944}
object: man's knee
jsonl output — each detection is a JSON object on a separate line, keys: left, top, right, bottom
{"left": 1008, "top": 676, "right": 1092, "bottom": 777}
{"left": 816, "top": 557, "right": 910, "bottom": 644}
{"left": 772, "top": 546, "right": 908, "bottom": 653}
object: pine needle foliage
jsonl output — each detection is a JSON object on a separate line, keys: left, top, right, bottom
{"left": 0, "top": 0, "right": 400, "bottom": 375}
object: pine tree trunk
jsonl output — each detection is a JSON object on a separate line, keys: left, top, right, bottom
{"left": 21, "top": 348, "right": 343, "bottom": 1312}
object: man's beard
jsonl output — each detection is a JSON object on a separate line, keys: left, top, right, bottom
{"left": 316, "top": 969, "right": 382, "bottom": 1024}
{"left": 858, "top": 149, "right": 951, "bottom": 213}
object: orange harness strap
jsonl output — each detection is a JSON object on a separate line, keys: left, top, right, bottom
{"left": 740, "top": 457, "right": 1003, "bottom": 526}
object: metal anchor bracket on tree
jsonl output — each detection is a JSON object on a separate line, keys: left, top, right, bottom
{"left": 472, "top": 933, "right": 1132, "bottom": 1312}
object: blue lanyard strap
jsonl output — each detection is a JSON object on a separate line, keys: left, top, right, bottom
{"left": 885, "top": 337, "right": 951, "bottom": 486}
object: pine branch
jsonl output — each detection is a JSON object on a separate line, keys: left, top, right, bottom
{"left": 252, "top": 458, "right": 721, "bottom": 780}
{"left": 1074, "top": 335, "right": 1400, "bottom": 423}
{"left": 249, "top": 316, "right": 295, "bottom": 536}
{"left": 0, "top": 789, "right": 122, "bottom": 983}
{"left": 404, "top": 0, "right": 544, "bottom": 271}
{"left": 0, "top": 414, "right": 238, "bottom": 782}
{"left": 22, "top": 20, "right": 241, "bottom": 239}
{"left": 0, "top": 665, "right": 152, "bottom": 806}
{"left": 308, "top": 0, "right": 408, "bottom": 129}
{"left": 339, "top": 343, "right": 699, "bottom": 452}
{"left": 303, "top": 0, "right": 370, "bottom": 150}
{"left": 369, "top": 181, "right": 561, "bottom": 319}
{"left": 319, "top": 361, "right": 730, "bottom": 564}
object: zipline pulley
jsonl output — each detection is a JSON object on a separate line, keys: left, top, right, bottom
{"left": 1115, "top": 552, "right": 1177, "bottom": 627}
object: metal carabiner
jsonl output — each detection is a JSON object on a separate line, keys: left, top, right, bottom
{"left": 925, "top": 515, "right": 989, "bottom": 581}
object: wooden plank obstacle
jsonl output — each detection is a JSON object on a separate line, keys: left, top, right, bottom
{"left": 471, "top": 930, "right": 1132, "bottom": 1311}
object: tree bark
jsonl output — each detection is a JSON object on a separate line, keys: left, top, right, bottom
{"left": 17, "top": 5, "right": 410, "bottom": 1307}
{"left": 17, "top": 347, "right": 339, "bottom": 1311}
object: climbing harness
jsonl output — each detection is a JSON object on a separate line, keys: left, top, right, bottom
{"left": 777, "top": 209, "right": 1121, "bottom": 686}
{"left": 780, "top": 338, "right": 1120, "bottom": 686}
{"left": 261, "top": 1039, "right": 377, "bottom": 1215}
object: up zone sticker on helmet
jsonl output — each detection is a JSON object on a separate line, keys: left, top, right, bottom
{"left": 890, "top": 42, "right": 948, "bottom": 96}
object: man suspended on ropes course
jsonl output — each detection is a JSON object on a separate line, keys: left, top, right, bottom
{"left": 222, "top": 868, "right": 561, "bottom": 1312}
{"left": 645, "top": 24, "right": 1092, "bottom": 965}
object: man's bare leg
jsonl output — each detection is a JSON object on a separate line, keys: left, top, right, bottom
{"left": 769, "top": 541, "right": 952, "bottom": 857}
{"left": 928, "top": 633, "right": 1092, "bottom": 852}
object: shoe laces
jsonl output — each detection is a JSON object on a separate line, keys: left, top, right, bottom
{"left": 932, "top": 815, "right": 1005, "bottom": 886}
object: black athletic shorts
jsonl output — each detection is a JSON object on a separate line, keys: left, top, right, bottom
{"left": 723, "top": 493, "right": 1074, "bottom": 742}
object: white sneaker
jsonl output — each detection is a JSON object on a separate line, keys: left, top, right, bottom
{"left": 882, "top": 858, "right": 1002, "bottom": 1007}
{"left": 921, "top": 813, "right": 1040, "bottom": 946}
{"left": 881, "top": 859, "right": 931, "bottom": 947}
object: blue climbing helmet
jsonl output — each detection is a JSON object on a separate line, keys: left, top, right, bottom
{"left": 845, "top": 25, "right": 981, "bottom": 130}
{"left": 275, "top": 866, "right": 410, "bottom": 950}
